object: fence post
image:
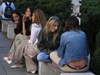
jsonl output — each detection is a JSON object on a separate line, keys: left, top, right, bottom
{"left": 71, "top": 0, "right": 82, "bottom": 25}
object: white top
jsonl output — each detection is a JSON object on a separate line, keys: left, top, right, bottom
{"left": 0, "top": 2, "right": 16, "bottom": 19}
{"left": 28, "top": 23, "right": 42, "bottom": 44}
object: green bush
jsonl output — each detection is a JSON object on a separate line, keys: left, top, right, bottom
{"left": 81, "top": 0, "right": 100, "bottom": 52}
{"left": 90, "top": 31, "right": 100, "bottom": 75}
{"left": 81, "top": 1, "right": 100, "bottom": 74}
{"left": 12, "top": 0, "right": 37, "bottom": 13}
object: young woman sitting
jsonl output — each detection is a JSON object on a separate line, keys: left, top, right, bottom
{"left": 37, "top": 16, "right": 62, "bottom": 63}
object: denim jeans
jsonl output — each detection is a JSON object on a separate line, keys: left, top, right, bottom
{"left": 0, "top": 15, "right": 2, "bottom": 29}
{"left": 37, "top": 52, "right": 52, "bottom": 63}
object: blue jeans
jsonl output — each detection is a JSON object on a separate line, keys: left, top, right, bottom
{"left": 37, "top": 52, "right": 52, "bottom": 63}
{"left": 0, "top": 15, "right": 2, "bottom": 29}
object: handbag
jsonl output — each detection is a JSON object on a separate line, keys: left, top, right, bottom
{"left": 25, "top": 43, "right": 40, "bottom": 58}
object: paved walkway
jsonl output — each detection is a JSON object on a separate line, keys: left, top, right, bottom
{"left": 0, "top": 31, "right": 38, "bottom": 75}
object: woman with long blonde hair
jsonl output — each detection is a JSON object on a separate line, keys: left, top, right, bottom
{"left": 37, "top": 16, "right": 62, "bottom": 63}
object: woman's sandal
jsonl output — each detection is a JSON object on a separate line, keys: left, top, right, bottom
{"left": 3, "top": 57, "right": 13, "bottom": 64}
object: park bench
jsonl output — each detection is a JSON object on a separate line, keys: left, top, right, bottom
{"left": 39, "top": 62, "right": 95, "bottom": 75}
{"left": 1, "top": 20, "right": 15, "bottom": 40}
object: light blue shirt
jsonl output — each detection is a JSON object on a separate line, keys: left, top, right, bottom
{"left": 0, "top": 2, "right": 16, "bottom": 19}
{"left": 57, "top": 30, "right": 89, "bottom": 67}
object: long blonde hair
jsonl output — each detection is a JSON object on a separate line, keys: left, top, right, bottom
{"left": 32, "top": 9, "right": 46, "bottom": 28}
{"left": 45, "top": 16, "right": 61, "bottom": 44}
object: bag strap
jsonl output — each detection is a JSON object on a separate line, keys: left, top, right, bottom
{"left": 5, "top": 2, "right": 8, "bottom": 6}
{"left": 9, "top": 2, "right": 11, "bottom": 6}
{"left": 5, "top": 2, "right": 11, "bottom": 6}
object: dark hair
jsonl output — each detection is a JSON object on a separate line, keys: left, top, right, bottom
{"left": 25, "top": 6, "right": 35, "bottom": 22}
{"left": 27, "top": 6, "right": 35, "bottom": 16}
{"left": 12, "top": 9, "right": 22, "bottom": 23}
{"left": 63, "top": 15, "right": 80, "bottom": 32}
{"left": 3, "top": 0, "right": 11, "bottom": 2}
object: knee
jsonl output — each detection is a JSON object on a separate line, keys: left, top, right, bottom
{"left": 15, "top": 34, "right": 20, "bottom": 40}
{"left": 37, "top": 52, "right": 48, "bottom": 61}
{"left": 50, "top": 51, "right": 57, "bottom": 59}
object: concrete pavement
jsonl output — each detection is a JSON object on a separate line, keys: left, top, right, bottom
{"left": 0, "top": 31, "right": 38, "bottom": 75}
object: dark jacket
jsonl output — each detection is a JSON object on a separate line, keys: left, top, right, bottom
{"left": 37, "top": 28, "right": 61, "bottom": 54}
{"left": 14, "top": 22, "right": 22, "bottom": 34}
{"left": 25, "top": 18, "right": 32, "bottom": 36}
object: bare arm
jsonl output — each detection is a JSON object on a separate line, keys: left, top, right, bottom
{"left": 14, "top": 23, "right": 17, "bottom": 28}
{"left": 0, "top": 12, "right": 2, "bottom": 15}
{"left": 22, "top": 15, "right": 27, "bottom": 35}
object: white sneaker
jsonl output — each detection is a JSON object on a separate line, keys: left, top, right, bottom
{"left": 7, "top": 60, "right": 12, "bottom": 64}
{"left": 11, "top": 65, "right": 23, "bottom": 68}
{"left": 3, "top": 57, "right": 12, "bottom": 64}
{"left": 31, "top": 71, "right": 36, "bottom": 74}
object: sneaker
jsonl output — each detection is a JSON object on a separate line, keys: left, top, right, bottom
{"left": 7, "top": 60, "right": 12, "bottom": 64}
{"left": 11, "top": 65, "right": 23, "bottom": 68}
{"left": 31, "top": 71, "right": 36, "bottom": 74}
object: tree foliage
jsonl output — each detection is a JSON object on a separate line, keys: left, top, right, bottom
{"left": 81, "top": 0, "right": 100, "bottom": 52}
{"left": 90, "top": 31, "right": 100, "bottom": 75}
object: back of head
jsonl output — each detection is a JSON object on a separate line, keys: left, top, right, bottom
{"left": 12, "top": 9, "right": 22, "bottom": 23}
{"left": 32, "top": 9, "right": 46, "bottom": 27}
{"left": 3, "top": 0, "right": 11, "bottom": 2}
{"left": 63, "top": 15, "right": 80, "bottom": 32}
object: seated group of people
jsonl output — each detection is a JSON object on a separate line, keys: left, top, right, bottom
{"left": 2, "top": 5, "right": 90, "bottom": 74}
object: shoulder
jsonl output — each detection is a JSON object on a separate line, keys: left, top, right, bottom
{"left": 41, "top": 28, "right": 45, "bottom": 32}
{"left": 61, "top": 30, "right": 76, "bottom": 38}
{"left": 1, "top": 2, "right": 5, "bottom": 5}
{"left": 32, "top": 23, "right": 42, "bottom": 28}
{"left": 11, "top": 2, "right": 14, "bottom": 5}
{"left": 61, "top": 31, "right": 71, "bottom": 36}
{"left": 79, "top": 30, "right": 86, "bottom": 35}
{"left": 38, "top": 28, "right": 45, "bottom": 36}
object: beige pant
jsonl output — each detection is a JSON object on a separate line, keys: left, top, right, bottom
{"left": 9, "top": 34, "right": 28, "bottom": 54}
{"left": 50, "top": 51, "right": 89, "bottom": 72}
{"left": 13, "top": 40, "right": 37, "bottom": 72}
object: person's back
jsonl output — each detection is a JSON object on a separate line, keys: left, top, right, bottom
{"left": 0, "top": 0, "right": 15, "bottom": 19}
{"left": 58, "top": 30, "right": 88, "bottom": 66}
{"left": 62, "top": 30, "right": 87, "bottom": 57}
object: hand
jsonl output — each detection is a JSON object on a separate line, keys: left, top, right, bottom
{"left": 27, "top": 35, "right": 31, "bottom": 39}
{"left": 15, "top": 21, "right": 19, "bottom": 24}
{"left": 23, "top": 15, "right": 27, "bottom": 23}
